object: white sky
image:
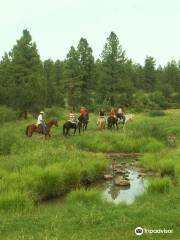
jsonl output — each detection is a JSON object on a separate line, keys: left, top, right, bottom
{"left": 0, "top": 0, "right": 180, "bottom": 66}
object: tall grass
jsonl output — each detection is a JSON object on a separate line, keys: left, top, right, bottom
{"left": 67, "top": 189, "right": 102, "bottom": 205}
{"left": 148, "top": 177, "right": 172, "bottom": 193}
{"left": 0, "top": 191, "right": 33, "bottom": 211}
{"left": 0, "top": 129, "right": 17, "bottom": 155}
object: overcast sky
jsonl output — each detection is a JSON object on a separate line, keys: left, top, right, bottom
{"left": 0, "top": 0, "right": 180, "bottom": 66}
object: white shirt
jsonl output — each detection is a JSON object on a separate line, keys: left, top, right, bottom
{"left": 37, "top": 114, "right": 43, "bottom": 125}
{"left": 118, "top": 108, "right": 123, "bottom": 114}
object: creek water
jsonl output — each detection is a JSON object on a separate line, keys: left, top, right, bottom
{"left": 42, "top": 159, "right": 150, "bottom": 206}
{"left": 101, "top": 168, "right": 148, "bottom": 204}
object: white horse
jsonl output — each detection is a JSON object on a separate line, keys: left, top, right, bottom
{"left": 117, "top": 114, "right": 135, "bottom": 124}
{"left": 124, "top": 114, "right": 135, "bottom": 123}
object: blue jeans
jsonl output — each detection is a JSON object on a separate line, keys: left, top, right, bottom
{"left": 39, "top": 123, "right": 47, "bottom": 134}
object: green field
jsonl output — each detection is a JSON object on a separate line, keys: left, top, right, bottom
{"left": 0, "top": 109, "right": 180, "bottom": 240}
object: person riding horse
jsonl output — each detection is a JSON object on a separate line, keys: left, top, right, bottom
{"left": 80, "top": 106, "right": 89, "bottom": 119}
{"left": 107, "top": 108, "right": 118, "bottom": 129}
{"left": 116, "top": 108, "right": 126, "bottom": 124}
{"left": 97, "top": 108, "right": 106, "bottom": 130}
{"left": 79, "top": 106, "right": 89, "bottom": 130}
{"left": 37, "top": 111, "right": 47, "bottom": 134}
{"left": 110, "top": 107, "right": 116, "bottom": 118}
{"left": 63, "top": 110, "right": 81, "bottom": 136}
{"left": 69, "top": 111, "right": 78, "bottom": 125}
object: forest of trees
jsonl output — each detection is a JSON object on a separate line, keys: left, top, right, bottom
{"left": 0, "top": 29, "right": 180, "bottom": 117}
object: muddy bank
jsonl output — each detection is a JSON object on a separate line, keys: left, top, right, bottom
{"left": 106, "top": 152, "right": 142, "bottom": 159}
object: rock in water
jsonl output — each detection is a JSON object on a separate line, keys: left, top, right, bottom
{"left": 114, "top": 176, "right": 130, "bottom": 186}
{"left": 114, "top": 169, "right": 126, "bottom": 174}
{"left": 104, "top": 174, "right": 113, "bottom": 180}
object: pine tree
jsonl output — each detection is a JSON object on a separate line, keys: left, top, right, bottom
{"left": 77, "top": 38, "right": 95, "bottom": 107}
{"left": 0, "top": 52, "right": 12, "bottom": 106}
{"left": 144, "top": 56, "right": 156, "bottom": 92}
{"left": 53, "top": 60, "right": 65, "bottom": 106}
{"left": 43, "top": 59, "right": 55, "bottom": 107}
{"left": 100, "top": 31, "right": 126, "bottom": 106}
{"left": 10, "top": 29, "right": 45, "bottom": 117}
{"left": 64, "top": 46, "right": 82, "bottom": 110}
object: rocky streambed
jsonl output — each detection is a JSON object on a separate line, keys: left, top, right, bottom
{"left": 101, "top": 157, "right": 161, "bottom": 204}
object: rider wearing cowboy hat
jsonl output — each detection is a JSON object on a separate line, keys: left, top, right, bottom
{"left": 37, "top": 111, "right": 47, "bottom": 134}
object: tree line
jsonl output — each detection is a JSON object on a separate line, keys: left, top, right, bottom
{"left": 0, "top": 29, "right": 180, "bottom": 117}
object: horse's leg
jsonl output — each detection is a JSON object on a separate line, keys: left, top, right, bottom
{"left": 67, "top": 128, "right": 70, "bottom": 136}
{"left": 74, "top": 127, "right": 76, "bottom": 135}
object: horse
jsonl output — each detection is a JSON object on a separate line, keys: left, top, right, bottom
{"left": 107, "top": 114, "right": 134, "bottom": 130}
{"left": 63, "top": 120, "right": 81, "bottom": 136}
{"left": 107, "top": 116, "right": 119, "bottom": 130}
{"left": 97, "top": 117, "right": 106, "bottom": 130}
{"left": 26, "top": 119, "right": 58, "bottom": 139}
{"left": 78, "top": 114, "right": 89, "bottom": 131}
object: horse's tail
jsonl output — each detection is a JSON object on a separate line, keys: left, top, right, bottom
{"left": 26, "top": 126, "right": 29, "bottom": 136}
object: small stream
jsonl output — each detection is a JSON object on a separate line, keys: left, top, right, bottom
{"left": 42, "top": 156, "right": 160, "bottom": 206}
{"left": 101, "top": 168, "right": 148, "bottom": 204}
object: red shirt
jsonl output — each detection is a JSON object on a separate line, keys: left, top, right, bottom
{"left": 80, "top": 108, "right": 87, "bottom": 115}
{"left": 111, "top": 110, "right": 115, "bottom": 117}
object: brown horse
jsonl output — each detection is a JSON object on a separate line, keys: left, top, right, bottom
{"left": 26, "top": 119, "right": 58, "bottom": 139}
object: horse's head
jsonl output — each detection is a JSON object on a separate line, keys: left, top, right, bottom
{"left": 48, "top": 119, "right": 58, "bottom": 127}
{"left": 53, "top": 119, "right": 58, "bottom": 127}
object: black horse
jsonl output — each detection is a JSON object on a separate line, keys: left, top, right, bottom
{"left": 63, "top": 120, "right": 81, "bottom": 136}
{"left": 107, "top": 116, "right": 118, "bottom": 130}
{"left": 78, "top": 114, "right": 89, "bottom": 131}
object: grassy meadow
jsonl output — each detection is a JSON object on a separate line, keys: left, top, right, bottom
{"left": 0, "top": 108, "right": 180, "bottom": 240}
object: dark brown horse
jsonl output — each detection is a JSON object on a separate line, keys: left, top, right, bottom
{"left": 26, "top": 119, "right": 58, "bottom": 139}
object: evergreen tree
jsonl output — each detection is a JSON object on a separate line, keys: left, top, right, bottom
{"left": 144, "top": 56, "right": 156, "bottom": 91}
{"left": 77, "top": 38, "right": 95, "bottom": 107}
{"left": 100, "top": 31, "right": 126, "bottom": 106}
{"left": 0, "top": 53, "right": 12, "bottom": 106}
{"left": 43, "top": 59, "right": 54, "bottom": 107}
{"left": 64, "top": 46, "right": 82, "bottom": 110}
{"left": 10, "top": 29, "right": 45, "bottom": 117}
{"left": 53, "top": 60, "right": 65, "bottom": 106}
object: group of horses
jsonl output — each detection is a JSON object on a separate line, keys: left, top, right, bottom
{"left": 26, "top": 114, "right": 133, "bottom": 139}
{"left": 26, "top": 115, "right": 88, "bottom": 139}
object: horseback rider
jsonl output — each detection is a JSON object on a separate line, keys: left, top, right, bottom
{"left": 110, "top": 107, "right": 116, "bottom": 118}
{"left": 37, "top": 111, "right": 47, "bottom": 134}
{"left": 80, "top": 106, "right": 89, "bottom": 120}
{"left": 99, "top": 108, "right": 105, "bottom": 118}
{"left": 116, "top": 107, "right": 126, "bottom": 124}
{"left": 80, "top": 106, "right": 86, "bottom": 116}
{"left": 97, "top": 108, "right": 106, "bottom": 127}
{"left": 69, "top": 110, "right": 78, "bottom": 125}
